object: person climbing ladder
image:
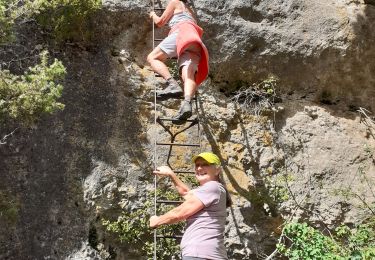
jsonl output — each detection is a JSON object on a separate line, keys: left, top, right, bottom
{"left": 147, "top": 0, "right": 209, "bottom": 121}
{"left": 150, "top": 152, "right": 230, "bottom": 260}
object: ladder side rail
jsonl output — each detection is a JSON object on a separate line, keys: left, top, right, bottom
{"left": 152, "top": 2, "right": 158, "bottom": 260}
{"left": 151, "top": 2, "right": 203, "bottom": 257}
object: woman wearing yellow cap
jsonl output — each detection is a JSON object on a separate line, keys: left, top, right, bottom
{"left": 150, "top": 152, "right": 231, "bottom": 260}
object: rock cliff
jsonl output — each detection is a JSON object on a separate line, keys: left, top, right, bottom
{"left": 0, "top": 0, "right": 374, "bottom": 259}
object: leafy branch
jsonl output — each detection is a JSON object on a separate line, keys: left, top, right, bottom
{"left": 102, "top": 189, "right": 184, "bottom": 259}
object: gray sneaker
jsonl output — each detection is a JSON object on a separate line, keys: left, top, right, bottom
{"left": 172, "top": 100, "right": 192, "bottom": 122}
{"left": 156, "top": 79, "right": 183, "bottom": 100}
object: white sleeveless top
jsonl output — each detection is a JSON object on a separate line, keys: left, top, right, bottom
{"left": 168, "top": 1, "right": 195, "bottom": 28}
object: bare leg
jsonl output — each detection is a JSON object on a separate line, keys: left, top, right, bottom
{"left": 172, "top": 44, "right": 202, "bottom": 121}
{"left": 180, "top": 43, "right": 202, "bottom": 100}
{"left": 148, "top": 47, "right": 183, "bottom": 99}
{"left": 181, "top": 64, "right": 198, "bottom": 99}
{"left": 147, "top": 47, "right": 171, "bottom": 80}
{"left": 171, "top": 64, "right": 198, "bottom": 121}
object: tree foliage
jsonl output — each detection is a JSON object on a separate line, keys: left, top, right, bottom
{"left": 0, "top": 0, "right": 16, "bottom": 43}
{"left": 36, "top": 0, "right": 102, "bottom": 42}
{"left": 0, "top": 0, "right": 102, "bottom": 43}
{"left": 0, "top": 50, "right": 66, "bottom": 125}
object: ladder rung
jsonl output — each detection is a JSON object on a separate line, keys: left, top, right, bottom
{"left": 154, "top": 8, "right": 166, "bottom": 11}
{"left": 156, "top": 96, "right": 194, "bottom": 101}
{"left": 156, "top": 235, "right": 183, "bottom": 239}
{"left": 154, "top": 38, "right": 164, "bottom": 41}
{"left": 156, "top": 142, "right": 200, "bottom": 147}
{"left": 157, "top": 200, "right": 183, "bottom": 204}
{"left": 154, "top": 95, "right": 197, "bottom": 101}
{"left": 158, "top": 117, "right": 198, "bottom": 122}
{"left": 174, "top": 170, "right": 195, "bottom": 174}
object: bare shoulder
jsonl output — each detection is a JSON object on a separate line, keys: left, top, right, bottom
{"left": 169, "top": 0, "right": 180, "bottom": 6}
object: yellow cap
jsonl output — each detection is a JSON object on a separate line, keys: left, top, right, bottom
{"left": 192, "top": 152, "right": 221, "bottom": 165}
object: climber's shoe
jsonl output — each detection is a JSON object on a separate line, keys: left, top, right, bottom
{"left": 172, "top": 100, "right": 192, "bottom": 124}
{"left": 156, "top": 78, "right": 183, "bottom": 100}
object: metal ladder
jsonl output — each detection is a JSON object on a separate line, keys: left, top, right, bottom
{"left": 151, "top": 1, "right": 202, "bottom": 259}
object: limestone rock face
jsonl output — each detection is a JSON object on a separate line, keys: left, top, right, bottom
{"left": 102, "top": 0, "right": 375, "bottom": 111}
{"left": 198, "top": 0, "right": 375, "bottom": 112}
{"left": 1, "top": 0, "right": 375, "bottom": 259}
{"left": 278, "top": 106, "right": 375, "bottom": 225}
{"left": 66, "top": 242, "right": 103, "bottom": 260}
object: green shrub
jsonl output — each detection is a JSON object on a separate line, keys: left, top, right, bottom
{"left": 102, "top": 189, "right": 184, "bottom": 259}
{"left": 0, "top": 0, "right": 102, "bottom": 43}
{"left": 35, "top": 0, "right": 102, "bottom": 42}
{"left": 278, "top": 222, "right": 342, "bottom": 260}
{"left": 335, "top": 219, "right": 375, "bottom": 259}
{"left": 278, "top": 219, "right": 375, "bottom": 260}
{"left": 0, "top": 50, "right": 66, "bottom": 125}
{"left": 0, "top": 0, "right": 15, "bottom": 43}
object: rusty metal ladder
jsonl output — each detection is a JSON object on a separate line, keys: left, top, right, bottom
{"left": 151, "top": 1, "right": 202, "bottom": 259}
